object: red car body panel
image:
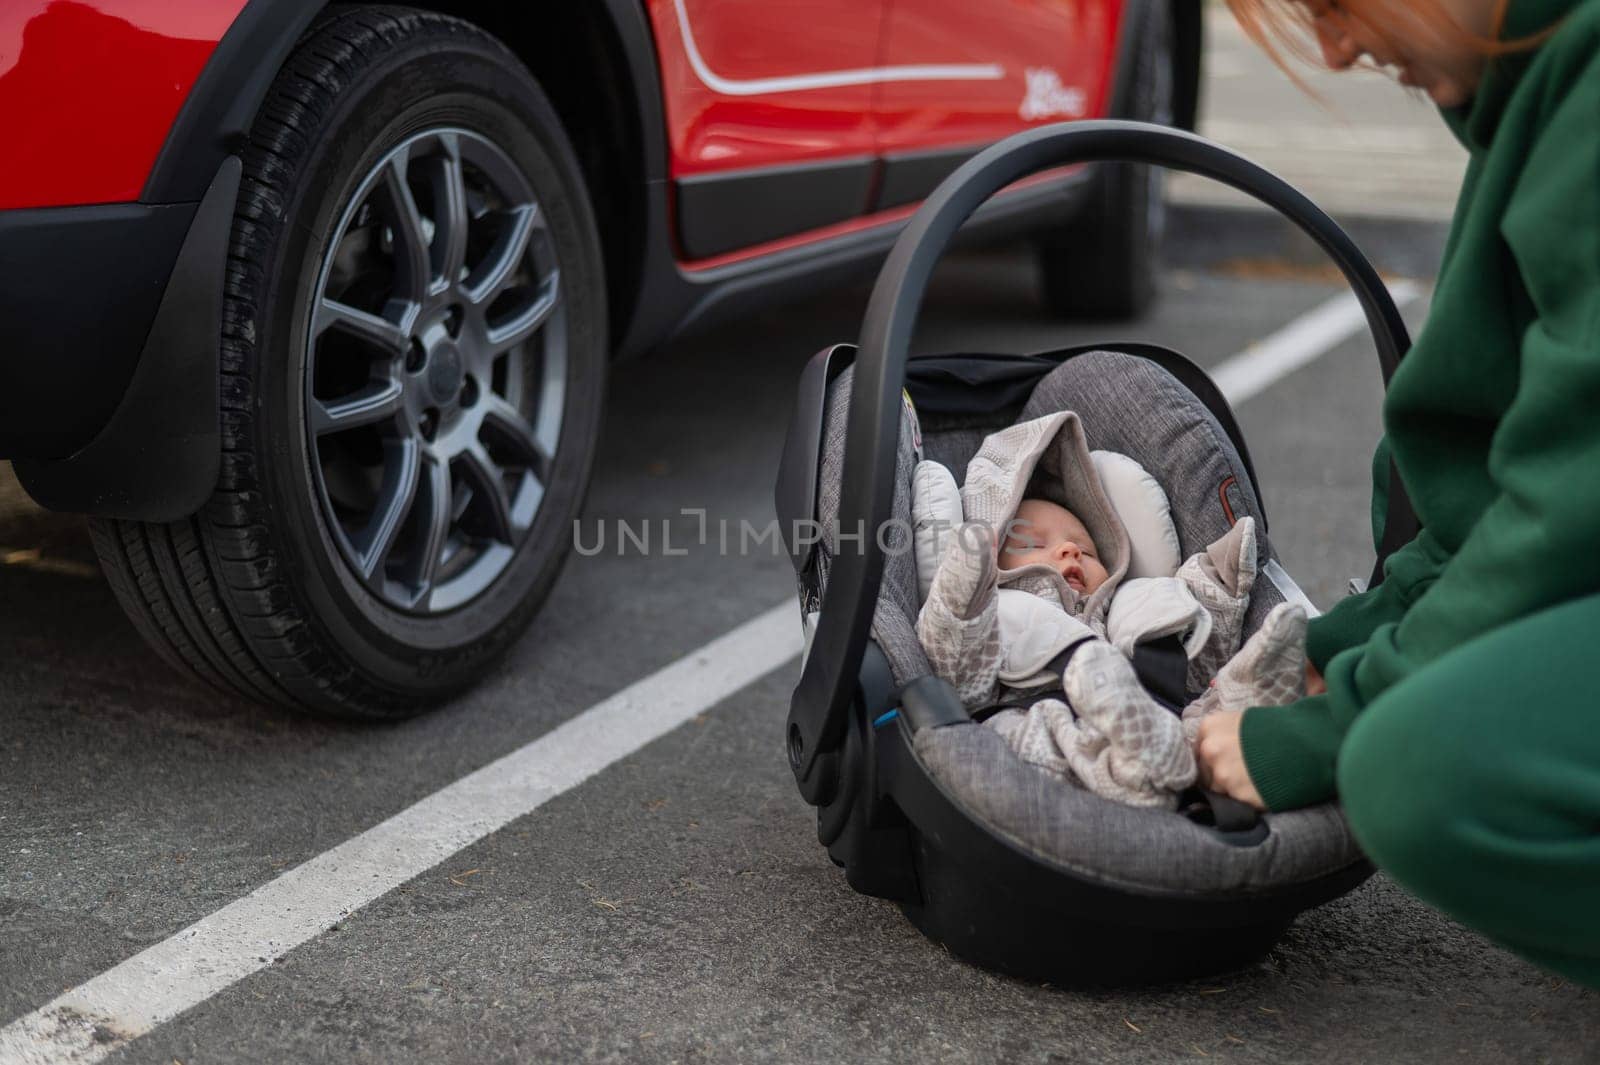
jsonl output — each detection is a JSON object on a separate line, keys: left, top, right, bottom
{"left": 4, "top": 0, "right": 1127, "bottom": 234}
{"left": 647, "top": 0, "right": 1126, "bottom": 263}
{"left": 873, "top": 0, "right": 1122, "bottom": 153}
{"left": 645, "top": 0, "right": 885, "bottom": 176}
{"left": 647, "top": 0, "right": 1123, "bottom": 180}
{"left": 0, "top": 0, "right": 1163, "bottom": 507}
{"left": 0, "top": 0, "right": 243, "bottom": 210}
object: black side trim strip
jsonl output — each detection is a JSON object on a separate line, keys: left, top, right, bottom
{"left": 873, "top": 144, "right": 984, "bottom": 212}
{"left": 676, "top": 155, "right": 876, "bottom": 260}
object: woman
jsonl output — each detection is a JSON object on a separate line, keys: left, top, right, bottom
{"left": 1194, "top": 0, "right": 1600, "bottom": 987}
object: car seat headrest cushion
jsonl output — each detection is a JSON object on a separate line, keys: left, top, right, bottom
{"left": 1089, "top": 450, "right": 1183, "bottom": 579}
{"left": 910, "top": 448, "right": 1182, "bottom": 605}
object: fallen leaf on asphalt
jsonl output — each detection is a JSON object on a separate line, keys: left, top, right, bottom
{"left": 0, "top": 546, "right": 98, "bottom": 578}
{"left": 1212, "top": 257, "right": 1348, "bottom": 285}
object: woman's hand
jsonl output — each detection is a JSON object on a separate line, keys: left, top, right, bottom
{"left": 1194, "top": 710, "right": 1267, "bottom": 810}
{"left": 1306, "top": 661, "right": 1326, "bottom": 696}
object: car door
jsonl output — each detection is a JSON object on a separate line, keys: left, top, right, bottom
{"left": 647, "top": 0, "right": 887, "bottom": 260}
{"left": 870, "top": 0, "right": 1123, "bottom": 210}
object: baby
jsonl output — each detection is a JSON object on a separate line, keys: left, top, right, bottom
{"left": 917, "top": 491, "right": 1307, "bottom": 808}
{"left": 1003, "top": 499, "right": 1109, "bottom": 596}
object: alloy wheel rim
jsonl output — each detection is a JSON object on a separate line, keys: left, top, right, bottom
{"left": 305, "top": 127, "right": 566, "bottom": 615}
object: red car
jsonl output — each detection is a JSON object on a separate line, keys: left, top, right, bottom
{"left": 0, "top": 0, "right": 1200, "bottom": 716}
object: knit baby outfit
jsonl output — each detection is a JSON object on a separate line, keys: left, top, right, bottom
{"left": 912, "top": 410, "right": 1307, "bottom": 808}
{"left": 921, "top": 516, "right": 1284, "bottom": 807}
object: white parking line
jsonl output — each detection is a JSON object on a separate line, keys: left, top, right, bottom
{"left": 1209, "top": 281, "right": 1422, "bottom": 405}
{"left": 0, "top": 603, "right": 804, "bottom": 1065}
{"left": 0, "top": 278, "right": 1421, "bottom": 1064}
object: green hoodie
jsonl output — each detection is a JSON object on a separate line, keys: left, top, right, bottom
{"left": 1240, "top": 0, "right": 1600, "bottom": 811}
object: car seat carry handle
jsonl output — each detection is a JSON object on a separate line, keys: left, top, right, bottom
{"left": 790, "top": 120, "right": 1416, "bottom": 790}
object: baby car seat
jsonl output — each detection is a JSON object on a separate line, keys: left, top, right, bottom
{"left": 773, "top": 121, "right": 1419, "bottom": 985}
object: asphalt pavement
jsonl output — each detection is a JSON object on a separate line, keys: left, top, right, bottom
{"left": 4, "top": 15, "right": 1597, "bottom": 1056}
{"left": 3, "top": 235, "right": 1596, "bottom": 1063}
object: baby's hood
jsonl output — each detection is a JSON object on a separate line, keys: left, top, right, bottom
{"left": 960, "top": 411, "right": 1131, "bottom": 626}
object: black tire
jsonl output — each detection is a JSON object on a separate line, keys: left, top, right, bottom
{"left": 90, "top": 6, "right": 607, "bottom": 718}
{"left": 1036, "top": 0, "right": 1175, "bottom": 319}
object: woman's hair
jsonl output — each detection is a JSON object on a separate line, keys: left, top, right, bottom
{"left": 1224, "top": 0, "right": 1545, "bottom": 81}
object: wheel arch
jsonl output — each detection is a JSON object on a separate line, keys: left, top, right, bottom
{"left": 1170, "top": 0, "right": 1204, "bottom": 132}
{"left": 145, "top": 0, "right": 668, "bottom": 355}
{"left": 403, "top": 0, "right": 668, "bottom": 351}
{"left": 1105, "top": 0, "right": 1202, "bottom": 124}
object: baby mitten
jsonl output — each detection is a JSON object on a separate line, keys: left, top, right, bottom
{"left": 1059, "top": 640, "right": 1197, "bottom": 806}
{"left": 911, "top": 460, "right": 964, "bottom": 604}
{"left": 1177, "top": 516, "right": 1258, "bottom": 691}
{"left": 989, "top": 691, "right": 1192, "bottom": 810}
{"left": 915, "top": 524, "right": 1003, "bottom": 708}
{"left": 989, "top": 638, "right": 1203, "bottom": 808}
{"left": 985, "top": 639, "right": 1203, "bottom": 805}
{"left": 1182, "top": 601, "right": 1308, "bottom": 741}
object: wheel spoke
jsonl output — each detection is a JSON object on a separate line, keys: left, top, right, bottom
{"left": 480, "top": 395, "right": 551, "bottom": 481}
{"left": 427, "top": 134, "right": 469, "bottom": 293}
{"left": 315, "top": 298, "right": 410, "bottom": 354}
{"left": 486, "top": 274, "right": 559, "bottom": 351}
{"left": 408, "top": 452, "right": 453, "bottom": 600}
{"left": 356, "top": 437, "right": 422, "bottom": 580}
{"left": 382, "top": 152, "right": 432, "bottom": 303}
{"left": 463, "top": 205, "right": 537, "bottom": 306}
{"left": 307, "top": 127, "right": 570, "bottom": 615}
{"left": 450, "top": 477, "right": 473, "bottom": 522}
{"left": 311, "top": 379, "right": 404, "bottom": 436}
{"left": 458, "top": 444, "right": 517, "bottom": 544}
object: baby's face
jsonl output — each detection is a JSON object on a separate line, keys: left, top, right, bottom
{"left": 1001, "top": 498, "right": 1108, "bottom": 595}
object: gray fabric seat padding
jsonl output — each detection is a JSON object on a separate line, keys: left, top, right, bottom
{"left": 1018, "top": 351, "right": 1286, "bottom": 636}
{"left": 913, "top": 722, "right": 1361, "bottom": 894}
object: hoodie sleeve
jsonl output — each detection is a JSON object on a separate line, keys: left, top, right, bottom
{"left": 1242, "top": 58, "right": 1600, "bottom": 812}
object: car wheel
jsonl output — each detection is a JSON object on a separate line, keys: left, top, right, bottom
{"left": 89, "top": 6, "right": 606, "bottom": 717}
{"left": 1035, "top": 0, "right": 1175, "bottom": 319}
